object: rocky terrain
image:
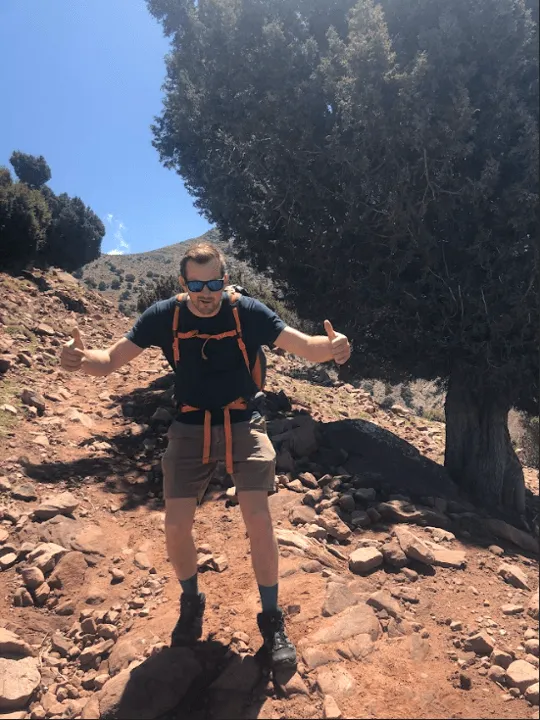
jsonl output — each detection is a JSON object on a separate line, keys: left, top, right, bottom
{"left": 0, "top": 268, "right": 538, "bottom": 720}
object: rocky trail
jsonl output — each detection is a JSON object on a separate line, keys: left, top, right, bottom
{"left": 0, "top": 269, "right": 538, "bottom": 720}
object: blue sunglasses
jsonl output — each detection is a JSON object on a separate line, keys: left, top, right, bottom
{"left": 186, "top": 278, "right": 225, "bottom": 293}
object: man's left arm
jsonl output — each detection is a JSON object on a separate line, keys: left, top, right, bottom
{"left": 274, "top": 321, "right": 351, "bottom": 365}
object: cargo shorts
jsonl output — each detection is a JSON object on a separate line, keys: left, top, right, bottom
{"left": 161, "top": 415, "right": 276, "bottom": 500}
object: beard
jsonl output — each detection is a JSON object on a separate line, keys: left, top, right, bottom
{"left": 195, "top": 296, "right": 220, "bottom": 315}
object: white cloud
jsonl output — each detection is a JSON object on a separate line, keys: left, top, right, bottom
{"left": 104, "top": 215, "right": 130, "bottom": 255}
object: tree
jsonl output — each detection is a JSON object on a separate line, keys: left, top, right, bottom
{"left": 125, "top": 273, "right": 135, "bottom": 282}
{"left": 98, "top": 281, "right": 108, "bottom": 291}
{"left": 0, "top": 175, "right": 51, "bottom": 270}
{"left": 111, "top": 278, "right": 121, "bottom": 290}
{"left": 41, "top": 192, "right": 105, "bottom": 271}
{"left": 10, "top": 151, "right": 51, "bottom": 189}
{"left": 149, "top": 0, "right": 539, "bottom": 515}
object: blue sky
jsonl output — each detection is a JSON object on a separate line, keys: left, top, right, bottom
{"left": 0, "top": 0, "right": 211, "bottom": 255}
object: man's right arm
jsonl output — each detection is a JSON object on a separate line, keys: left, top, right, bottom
{"left": 61, "top": 329, "right": 144, "bottom": 376}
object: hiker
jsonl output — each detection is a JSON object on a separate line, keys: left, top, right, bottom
{"left": 60, "top": 241, "right": 351, "bottom": 674}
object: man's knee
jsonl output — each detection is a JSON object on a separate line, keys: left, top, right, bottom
{"left": 165, "top": 497, "right": 197, "bottom": 537}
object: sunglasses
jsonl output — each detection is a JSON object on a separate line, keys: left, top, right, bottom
{"left": 186, "top": 278, "right": 225, "bottom": 293}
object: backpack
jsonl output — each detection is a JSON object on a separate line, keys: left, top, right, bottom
{"left": 171, "top": 285, "right": 267, "bottom": 475}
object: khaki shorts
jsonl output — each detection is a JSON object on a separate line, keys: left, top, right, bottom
{"left": 162, "top": 415, "right": 276, "bottom": 500}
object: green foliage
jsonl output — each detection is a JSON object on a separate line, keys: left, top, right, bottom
{"left": 146, "top": 270, "right": 154, "bottom": 278}
{"left": 40, "top": 192, "right": 105, "bottom": 271}
{"left": 120, "top": 289, "right": 131, "bottom": 301}
{"left": 0, "top": 167, "right": 12, "bottom": 188}
{"left": 111, "top": 278, "right": 121, "bottom": 290}
{"left": 125, "top": 273, "right": 135, "bottom": 282}
{"left": 98, "top": 280, "right": 108, "bottom": 291}
{"left": 85, "top": 277, "right": 97, "bottom": 289}
{"left": 10, "top": 151, "right": 51, "bottom": 189}
{"left": 0, "top": 178, "right": 51, "bottom": 270}
{"left": 137, "top": 274, "right": 180, "bottom": 312}
{"left": 149, "top": 0, "right": 538, "bottom": 416}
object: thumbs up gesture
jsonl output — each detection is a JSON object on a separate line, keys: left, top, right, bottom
{"left": 60, "top": 326, "right": 86, "bottom": 372}
{"left": 324, "top": 320, "right": 351, "bottom": 366}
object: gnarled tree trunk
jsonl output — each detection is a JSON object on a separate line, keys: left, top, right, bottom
{"left": 444, "top": 369, "right": 525, "bottom": 513}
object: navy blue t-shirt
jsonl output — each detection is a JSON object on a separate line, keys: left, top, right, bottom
{"left": 126, "top": 293, "right": 286, "bottom": 424}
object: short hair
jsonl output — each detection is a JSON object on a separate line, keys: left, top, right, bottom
{"left": 180, "top": 242, "right": 226, "bottom": 279}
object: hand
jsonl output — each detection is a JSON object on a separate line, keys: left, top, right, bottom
{"left": 324, "top": 320, "right": 351, "bottom": 365}
{"left": 60, "top": 327, "right": 86, "bottom": 372}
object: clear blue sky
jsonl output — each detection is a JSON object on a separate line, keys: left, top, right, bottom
{"left": 0, "top": 0, "right": 212, "bottom": 256}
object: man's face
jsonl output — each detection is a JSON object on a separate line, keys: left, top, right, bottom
{"left": 181, "top": 258, "right": 228, "bottom": 316}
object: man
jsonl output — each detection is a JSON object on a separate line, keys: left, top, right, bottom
{"left": 61, "top": 242, "right": 351, "bottom": 675}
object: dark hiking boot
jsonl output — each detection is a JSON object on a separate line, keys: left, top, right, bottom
{"left": 171, "top": 592, "right": 206, "bottom": 646}
{"left": 257, "top": 608, "right": 297, "bottom": 674}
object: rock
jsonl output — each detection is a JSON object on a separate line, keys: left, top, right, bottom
{"left": 0, "top": 547, "right": 18, "bottom": 571}
{"left": 85, "top": 587, "right": 106, "bottom": 605}
{"left": 350, "top": 510, "right": 371, "bottom": 528}
{"left": 81, "top": 618, "right": 97, "bottom": 635}
{"left": 110, "top": 568, "right": 125, "bottom": 583}
{"left": 401, "top": 568, "right": 419, "bottom": 582}
{"left": 498, "top": 563, "right": 530, "bottom": 590}
{"left": 51, "top": 633, "right": 72, "bottom": 658}
{"left": 26, "top": 543, "right": 67, "bottom": 574}
{"left": 377, "top": 500, "right": 449, "bottom": 528}
{"left": 108, "top": 635, "right": 155, "bottom": 676}
{"left": 317, "top": 667, "right": 355, "bottom": 697}
{"left": 407, "top": 634, "right": 431, "bottom": 662}
{"left": 429, "top": 527, "right": 456, "bottom": 542}
{"left": 98, "top": 625, "right": 119, "bottom": 641}
{"left": 354, "top": 488, "right": 377, "bottom": 503}
{"left": 79, "top": 639, "right": 115, "bottom": 668}
{"left": 524, "top": 682, "right": 539, "bottom": 706}
{"left": 0, "top": 629, "right": 34, "bottom": 658}
{"left": 488, "top": 665, "right": 507, "bottom": 684}
{"left": 298, "top": 472, "right": 318, "bottom": 489}
{"left": 527, "top": 594, "right": 539, "bottom": 621}
{"left": 11, "top": 483, "right": 37, "bottom": 502}
{"left": 490, "top": 649, "right": 513, "bottom": 669}
{"left": 0, "top": 477, "right": 12, "bottom": 493}
{"left": 505, "top": 660, "right": 538, "bottom": 693}
{"left": 12, "top": 588, "right": 33, "bottom": 608}
{"left": 33, "top": 492, "right": 79, "bottom": 520}
{"left": 303, "top": 488, "right": 323, "bottom": 507}
{"left": 463, "top": 632, "right": 496, "bottom": 656}
{"left": 349, "top": 547, "right": 383, "bottom": 575}
{"left": 305, "top": 524, "right": 327, "bottom": 540}
{"left": 322, "top": 582, "right": 361, "bottom": 617}
{"left": 316, "top": 510, "right": 351, "bottom": 542}
{"left": 275, "top": 528, "right": 341, "bottom": 570}
{"left": 489, "top": 545, "right": 504, "bottom": 557}
{"left": 150, "top": 407, "right": 173, "bottom": 423}
{"left": 338, "top": 494, "right": 356, "bottom": 513}
{"left": 367, "top": 590, "right": 401, "bottom": 619}
{"left": 35, "top": 323, "right": 55, "bottom": 336}
{"left": 211, "top": 654, "right": 261, "bottom": 692}
{"left": 289, "top": 505, "right": 317, "bottom": 526}
{"left": 287, "top": 479, "right": 306, "bottom": 493}
{"left": 459, "top": 672, "right": 472, "bottom": 690}
{"left": 20, "top": 567, "right": 44, "bottom": 591}
{"left": 302, "top": 646, "right": 341, "bottom": 670}
{"left": 485, "top": 518, "right": 540, "bottom": 554}
{"left": 501, "top": 604, "right": 524, "bottom": 615}
{"left": 33, "top": 582, "right": 50, "bottom": 606}
{"left": 55, "top": 600, "right": 75, "bottom": 615}
{"left": 0, "top": 657, "right": 40, "bottom": 711}
{"left": 133, "top": 552, "right": 153, "bottom": 571}
{"left": 307, "top": 604, "right": 381, "bottom": 645}
{"left": 48, "top": 551, "right": 87, "bottom": 591}
{"left": 89, "top": 647, "right": 201, "bottom": 719}
{"left": 381, "top": 542, "right": 408, "bottom": 568}
{"left": 20, "top": 389, "right": 46, "bottom": 414}
{"left": 323, "top": 694, "right": 343, "bottom": 719}
{"left": 426, "top": 544, "right": 467, "bottom": 569}
{"left": 394, "top": 527, "right": 435, "bottom": 565}
{"left": 524, "top": 639, "right": 539, "bottom": 658}
{"left": 283, "top": 673, "right": 310, "bottom": 697}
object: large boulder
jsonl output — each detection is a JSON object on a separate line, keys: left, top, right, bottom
{"left": 0, "top": 657, "right": 40, "bottom": 711}
{"left": 33, "top": 492, "right": 79, "bottom": 520}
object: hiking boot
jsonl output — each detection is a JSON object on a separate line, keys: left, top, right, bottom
{"left": 257, "top": 608, "right": 297, "bottom": 671}
{"left": 171, "top": 592, "right": 206, "bottom": 646}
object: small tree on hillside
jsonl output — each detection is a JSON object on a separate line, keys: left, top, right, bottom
{"left": 10, "top": 151, "right": 51, "bottom": 189}
{"left": 149, "top": 0, "right": 539, "bottom": 515}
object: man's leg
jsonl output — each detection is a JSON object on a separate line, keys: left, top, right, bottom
{"left": 237, "top": 490, "right": 279, "bottom": 591}
{"left": 165, "top": 497, "right": 206, "bottom": 645}
{"left": 238, "top": 490, "right": 297, "bottom": 671}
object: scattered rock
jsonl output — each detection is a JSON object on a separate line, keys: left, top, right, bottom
{"left": 501, "top": 604, "right": 524, "bottom": 616}
{"left": 497, "top": 563, "right": 530, "bottom": 590}
{"left": 525, "top": 682, "right": 539, "bottom": 706}
{"left": 307, "top": 604, "right": 381, "bottom": 645}
{"left": 48, "top": 551, "right": 87, "bottom": 592}
{"left": 0, "top": 657, "right": 40, "bottom": 711}
{"left": 527, "top": 594, "right": 539, "bottom": 621}
{"left": 367, "top": 590, "right": 401, "bottom": 619}
{"left": 323, "top": 694, "right": 343, "bottom": 719}
{"left": 283, "top": 673, "right": 310, "bottom": 697}
{"left": 133, "top": 552, "right": 153, "bottom": 571}
{"left": 524, "top": 639, "right": 539, "bottom": 658}
{"left": 13, "top": 588, "right": 33, "bottom": 608}
{"left": 0, "top": 547, "right": 18, "bottom": 571}
{"left": 485, "top": 518, "right": 540, "bottom": 554}
{"left": 489, "top": 545, "right": 504, "bottom": 557}
{"left": 459, "top": 672, "right": 472, "bottom": 690}
{"left": 0, "top": 629, "right": 34, "bottom": 658}
{"left": 463, "top": 632, "right": 496, "bottom": 656}
{"left": 51, "top": 633, "right": 72, "bottom": 659}
{"left": 298, "top": 472, "right": 318, "bottom": 489}
{"left": 393, "top": 527, "right": 435, "bottom": 565}
{"left": 488, "top": 665, "right": 506, "bottom": 684}
{"left": 349, "top": 547, "right": 383, "bottom": 575}
{"left": 26, "top": 543, "right": 67, "bottom": 574}
{"left": 289, "top": 505, "right": 317, "bottom": 526}
{"left": 317, "top": 666, "right": 355, "bottom": 697}
{"left": 20, "top": 389, "right": 46, "bottom": 414}
{"left": 427, "top": 544, "right": 467, "bottom": 569}
{"left": 33, "top": 582, "right": 50, "bottom": 606}
{"left": 20, "top": 567, "right": 44, "bottom": 591}
{"left": 322, "top": 582, "right": 362, "bottom": 617}
{"left": 316, "top": 510, "right": 351, "bottom": 542}
{"left": 110, "top": 568, "right": 125, "bottom": 584}
{"left": 505, "top": 660, "right": 538, "bottom": 693}
{"left": 11, "top": 483, "right": 37, "bottom": 502}
{"left": 33, "top": 492, "right": 79, "bottom": 520}
{"left": 302, "top": 646, "right": 341, "bottom": 670}
{"left": 490, "top": 649, "right": 513, "bottom": 670}
{"left": 381, "top": 542, "right": 408, "bottom": 568}
{"left": 79, "top": 639, "right": 115, "bottom": 668}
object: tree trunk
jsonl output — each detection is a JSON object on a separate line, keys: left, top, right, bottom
{"left": 444, "top": 369, "right": 525, "bottom": 514}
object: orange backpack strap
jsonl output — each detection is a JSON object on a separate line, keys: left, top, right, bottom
{"left": 225, "top": 288, "right": 250, "bottom": 374}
